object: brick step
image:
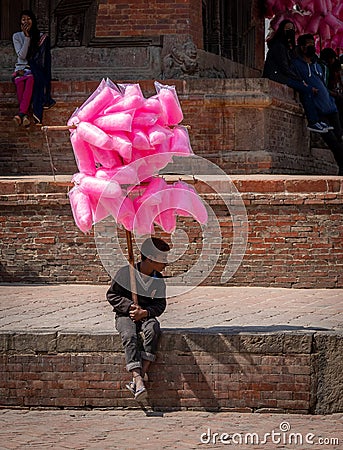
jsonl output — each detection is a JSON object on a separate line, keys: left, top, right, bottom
{"left": 0, "top": 284, "right": 341, "bottom": 414}
{"left": 0, "top": 329, "right": 319, "bottom": 412}
{"left": 0, "top": 176, "right": 342, "bottom": 288}
{"left": 0, "top": 79, "right": 339, "bottom": 176}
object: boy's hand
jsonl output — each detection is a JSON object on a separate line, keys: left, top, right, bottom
{"left": 129, "top": 304, "right": 148, "bottom": 321}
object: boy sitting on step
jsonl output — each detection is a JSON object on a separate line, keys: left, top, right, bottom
{"left": 106, "top": 237, "right": 170, "bottom": 400}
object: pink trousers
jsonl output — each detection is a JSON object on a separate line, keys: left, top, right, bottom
{"left": 14, "top": 74, "right": 34, "bottom": 115}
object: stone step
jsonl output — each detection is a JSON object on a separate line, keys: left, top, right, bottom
{"left": 0, "top": 175, "right": 342, "bottom": 288}
{"left": 0, "top": 79, "right": 339, "bottom": 176}
{"left": 0, "top": 284, "right": 342, "bottom": 413}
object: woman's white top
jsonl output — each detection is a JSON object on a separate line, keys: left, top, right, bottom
{"left": 12, "top": 31, "right": 31, "bottom": 71}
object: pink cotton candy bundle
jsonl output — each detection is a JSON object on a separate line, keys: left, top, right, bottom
{"left": 154, "top": 209, "right": 177, "bottom": 234}
{"left": 96, "top": 165, "right": 140, "bottom": 185}
{"left": 76, "top": 174, "right": 122, "bottom": 199}
{"left": 70, "top": 131, "right": 96, "bottom": 176}
{"left": 132, "top": 111, "right": 159, "bottom": 128}
{"left": 69, "top": 187, "right": 93, "bottom": 233}
{"left": 77, "top": 122, "right": 113, "bottom": 151}
{"left": 104, "top": 95, "right": 145, "bottom": 114}
{"left": 92, "top": 146, "right": 123, "bottom": 169}
{"left": 147, "top": 124, "right": 173, "bottom": 147}
{"left": 109, "top": 132, "right": 133, "bottom": 162}
{"left": 172, "top": 181, "right": 208, "bottom": 224}
{"left": 68, "top": 78, "right": 208, "bottom": 236}
{"left": 155, "top": 81, "right": 183, "bottom": 126}
{"left": 131, "top": 129, "right": 152, "bottom": 150}
{"left": 266, "top": 0, "right": 343, "bottom": 50}
{"left": 93, "top": 112, "right": 134, "bottom": 133}
{"left": 140, "top": 96, "right": 163, "bottom": 116}
{"left": 77, "top": 84, "right": 122, "bottom": 123}
{"left": 169, "top": 126, "right": 193, "bottom": 156}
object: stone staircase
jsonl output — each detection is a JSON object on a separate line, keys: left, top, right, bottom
{"left": 0, "top": 78, "right": 342, "bottom": 414}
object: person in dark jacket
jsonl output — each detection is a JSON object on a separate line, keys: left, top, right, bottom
{"left": 106, "top": 237, "right": 170, "bottom": 400}
{"left": 292, "top": 34, "right": 343, "bottom": 174}
{"left": 263, "top": 20, "right": 330, "bottom": 133}
{"left": 319, "top": 47, "right": 343, "bottom": 127}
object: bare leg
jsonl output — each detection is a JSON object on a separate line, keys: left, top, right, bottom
{"left": 131, "top": 368, "right": 145, "bottom": 391}
{"left": 141, "top": 359, "right": 151, "bottom": 379}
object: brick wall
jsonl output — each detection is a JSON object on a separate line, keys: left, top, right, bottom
{"left": 0, "top": 331, "right": 317, "bottom": 412}
{"left": 95, "top": 0, "right": 203, "bottom": 48}
{"left": 1, "top": 177, "right": 342, "bottom": 288}
{"left": 0, "top": 79, "right": 338, "bottom": 176}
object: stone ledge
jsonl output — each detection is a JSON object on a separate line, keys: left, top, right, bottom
{"left": 0, "top": 330, "right": 316, "bottom": 354}
{"left": 0, "top": 175, "right": 342, "bottom": 195}
{"left": 0, "top": 330, "right": 341, "bottom": 413}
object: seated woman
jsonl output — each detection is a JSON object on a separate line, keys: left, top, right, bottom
{"left": 263, "top": 19, "right": 329, "bottom": 133}
{"left": 12, "top": 11, "right": 35, "bottom": 127}
{"left": 12, "top": 10, "right": 56, "bottom": 127}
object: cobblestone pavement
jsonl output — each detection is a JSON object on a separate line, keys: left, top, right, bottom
{"left": 0, "top": 284, "right": 342, "bottom": 333}
{"left": 1, "top": 284, "right": 342, "bottom": 449}
{"left": 0, "top": 409, "right": 342, "bottom": 449}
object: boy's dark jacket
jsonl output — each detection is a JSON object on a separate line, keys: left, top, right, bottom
{"left": 106, "top": 263, "right": 166, "bottom": 318}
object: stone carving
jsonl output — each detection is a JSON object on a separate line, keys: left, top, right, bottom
{"left": 162, "top": 38, "right": 199, "bottom": 79}
{"left": 57, "top": 14, "right": 81, "bottom": 47}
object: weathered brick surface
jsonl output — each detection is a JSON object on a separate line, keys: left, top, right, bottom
{"left": 95, "top": 0, "right": 203, "bottom": 48}
{"left": 0, "top": 331, "right": 316, "bottom": 412}
{"left": 0, "top": 79, "right": 338, "bottom": 176}
{"left": 0, "top": 176, "right": 342, "bottom": 288}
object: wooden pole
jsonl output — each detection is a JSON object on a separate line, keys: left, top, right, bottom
{"left": 41, "top": 125, "right": 77, "bottom": 132}
{"left": 125, "top": 229, "right": 138, "bottom": 305}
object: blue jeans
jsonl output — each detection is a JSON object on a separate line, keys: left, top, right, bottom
{"left": 287, "top": 78, "right": 319, "bottom": 125}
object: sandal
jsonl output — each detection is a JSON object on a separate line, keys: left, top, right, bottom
{"left": 13, "top": 114, "right": 22, "bottom": 126}
{"left": 22, "top": 115, "right": 30, "bottom": 128}
{"left": 134, "top": 386, "right": 147, "bottom": 401}
{"left": 125, "top": 381, "right": 136, "bottom": 396}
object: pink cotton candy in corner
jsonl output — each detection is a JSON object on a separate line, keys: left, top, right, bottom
{"left": 88, "top": 192, "right": 110, "bottom": 223}
{"left": 157, "top": 86, "right": 183, "bottom": 125}
{"left": 119, "top": 83, "right": 144, "bottom": 99}
{"left": 76, "top": 122, "right": 113, "bottom": 151}
{"left": 96, "top": 165, "right": 139, "bottom": 185}
{"left": 93, "top": 112, "right": 134, "bottom": 133}
{"left": 69, "top": 187, "right": 93, "bottom": 233}
{"left": 104, "top": 95, "right": 145, "bottom": 114}
{"left": 170, "top": 126, "right": 193, "bottom": 155}
{"left": 109, "top": 132, "right": 133, "bottom": 162}
{"left": 92, "top": 145, "right": 123, "bottom": 169}
{"left": 77, "top": 175, "right": 122, "bottom": 199}
{"left": 154, "top": 209, "right": 177, "bottom": 234}
{"left": 136, "top": 177, "right": 168, "bottom": 207}
{"left": 140, "top": 96, "right": 163, "bottom": 116}
{"left": 99, "top": 193, "right": 134, "bottom": 230}
{"left": 131, "top": 129, "right": 151, "bottom": 150}
{"left": 133, "top": 197, "right": 156, "bottom": 236}
{"left": 70, "top": 131, "right": 96, "bottom": 175}
{"left": 132, "top": 111, "right": 159, "bottom": 128}
{"left": 172, "top": 181, "right": 208, "bottom": 224}
{"left": 147, "top": 124, "right": 173, "bottom": 147}
{"left": 77, "top": 85, "right": 122, "bottom": 122}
